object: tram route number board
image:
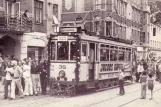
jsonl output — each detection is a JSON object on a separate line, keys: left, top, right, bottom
{"left": 58, "top": 36, "right": 68, "bottom": 41}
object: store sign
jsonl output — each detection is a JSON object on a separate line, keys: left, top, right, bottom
{"left": 58, "top": 36, "right": 68, "bottom": 41}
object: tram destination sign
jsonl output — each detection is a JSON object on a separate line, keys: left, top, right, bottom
{"left": 59, "top": 27, "right": 81, "bottom": 33}
{"left": 58, "top": 36, "right": 68, "bottom": 41}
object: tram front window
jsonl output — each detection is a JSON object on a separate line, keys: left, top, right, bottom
{"left": 70, "top": 41, "right": 77, "bottom": 60}
{"left": 57, "top": 42, "right": 69, "bottom": 60}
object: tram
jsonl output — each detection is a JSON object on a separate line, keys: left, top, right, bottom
{"left": 48, "top": 26, "right": 136, "bottom": 96}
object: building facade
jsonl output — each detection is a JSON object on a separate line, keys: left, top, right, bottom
{"left": 148, "top": 23, "right": 161, "bottom": 59}
{"left": 60, "top": 0, "right": 150, "bottom": 60}
{"left": 0, "top": 0, "right": 61, "bottom": 62}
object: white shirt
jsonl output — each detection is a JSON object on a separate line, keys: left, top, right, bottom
{"left": 119, "top": 71, "right": 124, "bottom": 80}
{"left": 23, "top": 65, "right": 31, "bottom": 77}
{"left": 0, "top": 57, "right": 3, "bottom": 67}
{"left": 159, "top": 64, "right": 161, "bottom": 72}
{"left": 5, "top": 67, "right": 13, "bottom": 80}
{"left": 137, "top": 65, "right": 144, "bottom": 73}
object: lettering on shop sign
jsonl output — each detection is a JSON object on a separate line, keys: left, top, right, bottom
{"left": 59, "top": 65, "right": 66, "bottom": 69}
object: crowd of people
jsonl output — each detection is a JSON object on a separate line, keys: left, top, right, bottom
{"left": 118, "top": 59, "right": 161, "bottom": 100}
{"left": 0, "top": 54, "right": 48, "bottom": 100}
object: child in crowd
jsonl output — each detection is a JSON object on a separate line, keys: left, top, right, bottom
{"left": 148, "top": 74, "right": 155, "bottom": 100}
{"left": 140, "top": 71, "right": 148, "bottom": 99}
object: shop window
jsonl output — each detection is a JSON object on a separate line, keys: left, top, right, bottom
{"left": 27, "top": 46, "right": 44, "bottom": 63}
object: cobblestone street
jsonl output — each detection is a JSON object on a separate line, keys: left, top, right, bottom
{"left": 0, "top": 82, "right": 161, "bottom": 107}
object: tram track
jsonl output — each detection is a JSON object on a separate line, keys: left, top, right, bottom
{"left": 81, "top": 87, "right": 161, "bottom": 107}
{"left": 118, "top": 88, "right": 161, "bottom": 107}
{"left": 81, "top": 89, "right": 140, "bottom": 107}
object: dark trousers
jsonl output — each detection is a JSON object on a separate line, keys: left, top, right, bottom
{"left": 4, "top": 80, "right": 11, "bottom": 98}
{"left": 159, "top": 72, "right": 161, "bottom": 83}
{"left": 136, "top": 72, "right": 142, "bottom": 82}
{"left": 119, "top": 79, "right": 125, "bottom": 95}
{"left": 40, "top": 76, "right": 47, "bottom": 94}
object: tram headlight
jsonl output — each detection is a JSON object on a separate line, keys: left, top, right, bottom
{"left": 64, "top": 77, "right": 67, "bottom": 81}
{"left": 57, "top": 77, "right": 60, "bottom": 81}
{"left": 59, "top": 70, "right": 66, "bottom": 78}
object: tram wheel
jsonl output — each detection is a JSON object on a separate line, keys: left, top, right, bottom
{"left": 66, "top": 86, "right": 76, "bottom": 96}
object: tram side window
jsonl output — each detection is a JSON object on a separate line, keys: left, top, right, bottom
{"left": 51, "top": 42, "right": 55, "bottom": 60}
{"left": 126, "top": 49, "right": 131, "bottom": 61}
{"left": 81, "top": 43, "right": 87, "bottom": 61}
{"left": 110, "top": 46, "right": 118, "bottom": 61}
{"left": 70, "top": 41, "right": 77, "bottom": 60}
{"left": 57, "top": 42, "right": 69, "bottom": 60}
{"left": 100, "top": 48, "right": 106, "bottom": 61}
{"left": 100, "top": 45, "right": 109, "bottom": 61}
{"left": 118, "top": 48, "right": 125, "bottom": 61}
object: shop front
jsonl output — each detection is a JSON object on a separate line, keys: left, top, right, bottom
{"left": 21, "top": 32, "right": 47, "bottom": 62}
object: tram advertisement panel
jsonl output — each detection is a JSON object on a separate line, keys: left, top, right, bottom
{"left": 99, "top": 62, "right": 132, "bottom": 80}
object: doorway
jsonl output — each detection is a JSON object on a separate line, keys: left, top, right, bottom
{"left": 89, "top": 43, "right": 95, "bottom": 80}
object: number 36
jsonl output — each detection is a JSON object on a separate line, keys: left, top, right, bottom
{"left": 59, "top": 65, "right": 66, "bottom": 69}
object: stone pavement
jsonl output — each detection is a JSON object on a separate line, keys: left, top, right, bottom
{"left": 0, "top": 81, "right": 161, "bottom": 107}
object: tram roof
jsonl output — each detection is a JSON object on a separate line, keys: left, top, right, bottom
{"left": 50, "top": 31, "right": 135, "bottom": 49}
{"left": 80, "top": 35, "right": 135, "bottom": 48}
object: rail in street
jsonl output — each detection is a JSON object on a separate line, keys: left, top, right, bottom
{"left": 0, "top": 82, "right": 161, "bottom": 107}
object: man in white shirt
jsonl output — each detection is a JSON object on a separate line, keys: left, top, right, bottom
{"left": 10, "top": 61, "right": 24, "bottom": 100}
{"left": 4, "top": 62, "right": 13, "bottom": 99}
{"left": 23, "top": 60, "right": 33, "bottom": 96}
{"left": 118, "top": 68, "right": 125, "bottom": 95}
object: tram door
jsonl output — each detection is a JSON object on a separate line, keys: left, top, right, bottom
{"left": 89, "top": 43, "right": 95, "bottom": 80}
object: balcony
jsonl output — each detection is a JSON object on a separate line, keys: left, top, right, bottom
{"left": 0, "top": 14, "right": 33, "bottom": 34}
